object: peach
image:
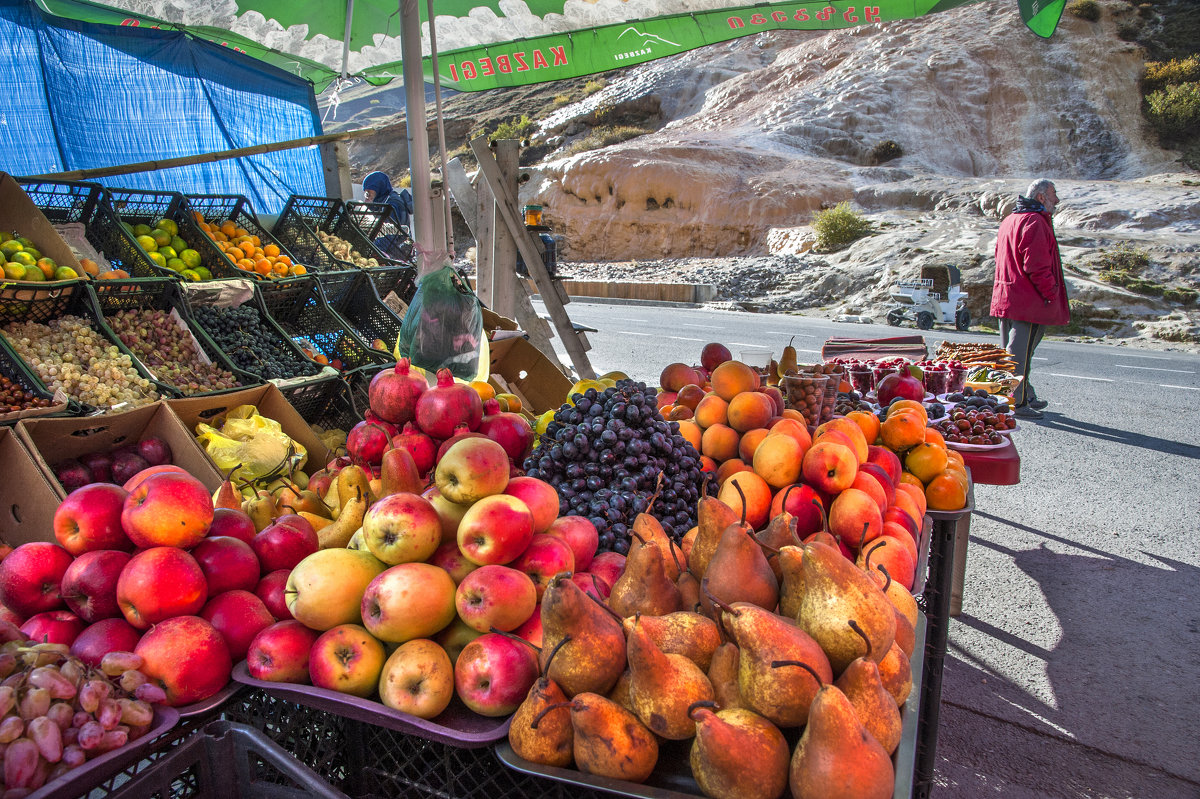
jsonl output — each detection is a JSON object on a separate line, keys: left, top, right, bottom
{"left": 849, "top": 471, "right": 888, "bottom": 513}
{"left": 710, "top": 361, "right": 760, "bottom": 402}
{"left": 769, "top": 418, "right": 813, "bottom": 453}
{"left": 856, "top": 464, "right": 897, "bottom": 509}
{"left": 760, "top": 385, "right": 786, "bottom": 417}
{"left": 717, "top": 471, "right": 772, "bottom": 530}
{"left": 866, "top": 446, "right": 903, "bottom": 486}
{"left": 891, "top": 490, "right": 923, "bottom": 528}
{"left": 676, "top": 384, "right": 706, "bottom": 410}
{"left": 694, "top": 394, "right": 729, "bottom": 429}
{"left": 904, "top": 443, "right": 948, "bottom": 485}
{"left": 715, "top": 457, "right": 752, "bottom": 486}
{"left": 728, "top": 391, "right": 775, "bottom": 433}
{"left": 814, "top": 418, "right": 868, "bottom": 464}
{"left": 737, "top": 428, "right": 771, "bottom": 462}
{"left": 895, "top": 482, "right": 928, "bottom": 517}
{"left": 677, "top": 420, "right": 702, "bottom": 451}
{"left": 660, "top": 363, "right": 701, "bottom": 392}
{"left": 828, "top": 488, "right": 883, "bottom": 549}
{"left": 751, "top": 433, "right": 804, "bottom": 489}
{"left": 857, "top": 537, "right": 915, "bottom": 591}
{"left": 666, "top": 405, "right": 695, "bottom": 421}
{"left": 769, "top": 484, "right": 825, "bottom": 537}
{"left": 780, "top": 408, "right": 806, "bottom": 423}
{"left": 801, "top": 441, "right": 858, "bottom": 495}
{"left": 882, "top": 520, "right": 917, "bottom": 547}
{"left": 701, "top": 423, "right": 740, "bottom": 463}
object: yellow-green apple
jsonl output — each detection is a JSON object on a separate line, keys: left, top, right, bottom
{"left": 285, "top": 549, "right": 385, "bottom": 631}
{"left": 828, "top": 488, "right": 883, "bottom": 549}
{"left": 309, "top": 623, "right": 386, "bottom": 697}
{"left": 246, "top": 620, "right": 320, "bottom": 683}
{"left": 457, "top": 495, "right": 534, "bottom": 566}
{"left": 856, "top": 537, "right": 916, "bottom": 591}
{"left": 53, "top": 483, "right": 132, "bottom": 555}
{"left": 502, "top": 477, "right": 559, "bottom": 534}
{"left": 120, "top": 472, "right": 213, "bottom": 549}
{"left": 421, "top": 485, "right": 470, "bottom": 546}
{"left": 69, "top": 617, "right": 141, "bottom": 667}
{"left": 434, "top": 616, "right": 482, "bottom": 664}
{"left": 454, "top": 565, "right": 537, "bottom": 633}
{"left": 61, "top": 549, "right": 130, "bottom": 623}
{"left": 428, "top": 541, "right": 478, "bottom": 584}
{"left": 850, "top": 471, "right": 888, "bottom": 514}
{"left": 454, "top": 632, "right": 540, "bottom": 716}
{"left": 254, "top": 570, "right": 291, "bottom": 620}
{"left": 116, "top": 547, "right": 208, "bottom": 629}
{"left": 191, "top": 537, "right": 261, "bottom": 595}
{"left": 135, "top": 615, "right": 232, "bottom": 706}
{"left": 378, "top": 638, "right": 454, "bottom": 718}
{"left": 512, "top": 607, "right": 543, "bottom": 648}
{"left": 857, "top": 464, "right": 898, "bottom": 508}
{"left": 434, "top": 438, "right": 510, "bottom": 504}
{"left": 347, "top": 530, "right": 367, "bottom": 550}
{"left": 361, "top": 563, "right": 456, "bottom": 643}
{"left": 509, "top": 535, "right": 574, "bottom": 602}
{"left": 543, "top": 516, "right": 599, "bottom": 572}
{"left": 589, "top": 552, "right": 626, "bottom": 592}
{"left": 362, "top": 493, "right": 442, "bottom": 566}
{"left": 769, "top": 484, "right": 825, "bottom": 537}
{"left": 20, "top": 610, "right": 85, "bottom": 646}
{"left": 866, "top": 446, "right": 903, "bottom": 486}
{"left": 0, "top": 542, "right": 74, "bottom": 617}
{"left": 801, "top": 441, "right": 858, "bottom": 494}
{"left": 208, "top": 508, "right": 257, "bottom": 546}
{"left": 251, "top": 517, "right": 319, "bottom": 573}
{"left": 200, "top": 589, "right": 274, "bottom": 661}
{"left": 571, "top": 572, "right": 610, "bottom": 601}
{"left": 121, "top": 464, "right": 188, "bottom": 493}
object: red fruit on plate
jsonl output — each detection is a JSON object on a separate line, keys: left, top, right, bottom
{"left": 69, "top": 617, "right": 142, "bottom": 667}
{"left": 135, "top": 616, "right": 232, "bottom": 707}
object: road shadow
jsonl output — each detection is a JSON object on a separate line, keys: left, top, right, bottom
{"left": 939, "top": 512, "right": 1200, "bottom": 792}
{"left": 1029, "top": 412, "right": 1200, "bottom": 460}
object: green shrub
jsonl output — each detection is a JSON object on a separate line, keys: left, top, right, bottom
{"left": 1143, "top": 55, "right": 1200, "bottom": 92}
{"left": 1145, "top": 82, "right": 1200, "bottom": 140}
{"left": 1095, "top": 242, "right": 1151, "bottom": 275}
{"left": 562, "top": 125, "right": 651, "bottom": 157}
{"left": 1117, "top": 19, "right": 1143, "bottom": 40}
{"left": 583, "top": 79, "right": 606, "bottom": 96}
{"left": 869, "top": 140, "right": 904, "bottom": 164}
{"left": 812, "top": 202, "right": 872, "bottom": 251}
{"left": 492, "top": 114, "right": 537, "bottom": 142}
{"left": 552, "top": 94, "right": 571, "bottom": 109}
{"left": 1067, "top": 0, "right": 1101, "bottom": 21}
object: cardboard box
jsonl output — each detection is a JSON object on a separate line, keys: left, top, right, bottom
{"left": 0, "top": 426, "right": 64, "bottom": 546}
{"left": 16, "top": 401, "right": 224, "bottom": 500}
{"left": 487, "top": 336, "right": 571, "bottom": 416}
{"left": 166, "top": 383, "right": 331, "bottom": 475}
{"left": 0, "top": 173, "right": 85, "bottom": 275}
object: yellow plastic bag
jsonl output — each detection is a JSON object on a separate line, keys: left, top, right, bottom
{"left": 195, "top": 404, "right": 307, "bottom": 483}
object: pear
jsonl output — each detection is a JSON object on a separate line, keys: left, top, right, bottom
{"left": 631, "top": 507, "right": 682, "bottom": 581}
{"left": 622, "top": 611, "right": 721, "bottom": 671}
{"left": 833, "top": 621, "right": 902, "bottom": 754}
{"left": 540, "top": 573, "right": 626, "bottom": 697}
{"left": 677, "top": 568, "right": 702, "bottom": 614}
{"left": 797, "top": 541, "right": 895, "bottom": 674}
{"left": 608, "top": 536, "right": 682, "bottom": 618}
{"left": 868, "top": 563, "right": 919, "bottom": 630}
{"left": 755, "top": 500, "right": 801, "bottom": 582}
{"left": 778, "top": 545, "right": 806, "bottom": 619}
{"left": 699, "top": 522, "right": 779, "bottom": 618}
{"left": 891, "top": 603, "right": 916, "bottom": 659}
{"left": 508, "top": 642, "right": 574, "bottom": 767}
{"left": 707, "top": 641, "right": 744, "bottom": 711}
{"left": 716, "top": 601, "right": 831, "bottom": 727}
{"left": 605, "top": 668, "right": 634, "bottom": 713}
{"left": 689, "top": 496, "right": 740, "bottom": 578}
{"left": 569, "top": 692, "right": 659, "bottom": 783}
{"left": 789, "top": 685, "right": 894, "bottom": 799}
{"left": 877, "top": 640, "right": 912, "bottom": 705}
{"left": 688, "top": 701, "right": 790, "bottom": 799}
{"left": 627, "top": 618, "right": 714, "bottom": 739}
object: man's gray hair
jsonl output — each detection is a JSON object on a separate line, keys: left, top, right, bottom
{"left": 1026, "top": 179, "right": 1055, "bottom": 201}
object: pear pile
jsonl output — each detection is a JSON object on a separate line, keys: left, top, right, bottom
{"left": 509, "top": 494, "right": 918, "bottom": 799}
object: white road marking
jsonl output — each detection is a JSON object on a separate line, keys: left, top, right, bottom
{"left": 1032, "top": 357, "right": 1048, "bottom": 361}
{"left": 681, "top": 323, "right": 712, "bottom": 328}
{"left": 1111, "top": 352, "right": 1177, "bottom": 360}
{"left": 766, "top": 331, "right": 816, "bottom": 337}
{"left": 614, "top": 330, "right": 652, "bottom": 336}
{"left": 608, "top": 317, "right": 645, "bottom": 322}
{"left": 728, "top": 342, "right": 766, "bottom": 348}
{"left": 668, "top": 336, "right": 706, "bottom": 342}
{"left": 1112, "top": 364, "right": 1194, "bottom": 374}
{"left": 1159, "top": 384, "right": 1200, "bottom": 391}
{"left": 1043, "top": 373, "right": 1113, "bottom": 382}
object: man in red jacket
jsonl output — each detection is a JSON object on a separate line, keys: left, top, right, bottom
{"left": 990, "top": 179, "right": 1070, "bottom": 420}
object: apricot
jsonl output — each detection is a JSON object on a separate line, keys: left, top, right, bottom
{"left": 694, "top": 394, "right": 729, "bottom": 429}
{"left": 829, "top": 488, "right": 883, "bottom": 549}
{"left": 849, "top": 470, "right": 888, "bottom": 513}
{"left": 814, "top": 418, "right": 869, "bottom": 463}
{"left": 780, "top": 408, "right": 806, "bottom": 423}
{"left": 880, "top": 411, "right": 926, "bottom": 452}
{"left": 769, "top": 484, "right": 825, "bottom": 537}
{"left": 701, "top": 423, "right": 740, "bottom": 463}
{"left": 925, "top": 470, "right": 968, "bottom": 511}
{"left": 846, "top": 410, "right": 882, "bottom": 447}
{"left": 717, "top": 471, "right": 772, "bottom": 530}
{"left": 904, "top": 443, "right": 949, "bottom": 485}
{"left": 751, "top": 433, "right": 804, "bottom": 489}
{"left": 759, "top": 385, "right": 786, "bottom": 417}
{"left": 727, "top": 391, "right": 775, "bottom": 433}
{"left": 675, "top": 384, "right": 707, "bottom": 410}
{"left": 715, "top": 457, "right": 753, "bottom": 486}
{"left": 737, "top": 428, "right": 771, "bottom": 463}
{"left": 710, "top": 360, "right": 760, "bottom": 402}
{"left": 769, "top": 418, "right": 813, "bottom": 453}
{"left": 660, "top": 362, "right": 701, "bottom": 392}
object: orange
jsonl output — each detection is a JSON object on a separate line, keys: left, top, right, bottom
{"left": 701, "top": 423, "right": 740, "bottom": 463}
{"left": 290, "top": 264, "right": 307, "bottom": 276}
{"left": 880, "top": 410, "right": 925, "bottom": 452}
{"left": 925, "top": 470, "right": 968, "bottom": 511}
{"left": 277, "top": 255, "right": 292, "bottom": 267}
{"left": 272, "top": 262, "right": 289, "bottom": 276}
{"left": 263, "top": 243, "right": 280, "bottom": 258}
{"left": 717, "top": 471, "right": 772, "bottom": 530}
{"left": 904, "top": 443, "right": 949, "bottom": 485}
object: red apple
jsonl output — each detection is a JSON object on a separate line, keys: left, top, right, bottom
{"left": 69, "top": 617, "right": 142, "bottom": 667}
{"left": 360, "top": 563, "right": 457, "bottom": 644}
{"left": 0, "top": 605, "right": 23, "bottom": 626}
{"left": 116, "top": 547, "right": 208, "bottom": 629}
{"left": 502, "top": 477, "right": 560, "bottom": 534}
{"left": 360, "top": 492, "right": 442, "bottom": 566}
{"left": 61, "top": 549, "right": 131, "bottom": 622}
{"left": 454, "top": 565, "right": 537, "bottom": 633}
{"left": 0, "top": 542, "right": 74, "bottom": 618}
{"left": 136, "top": 615, "right": 232, "bottom": 706}
{"left": 308, "top": 623, "right": 386, "bottom": 697}
{"left": 428, "top": 541, "right": 479, "bottom": 584}
{"left": 120, "top": 464, "right": 189, "bottom": 493}
{"left": 20, "top": 610, "right": 85, "bottom": 646}
{"left": 512, "top": 608, "right": 543, "bottom": 649}
{"left": 208, "top": 508, "right": 257, "bottom": 545}
{"left": 866, "top": 446, "right": 904, "bottom": 486}
{"left": 434, "top": 437, "right": 510, "bottom": 505}
{"left": 191, "top": 537, "right": 261, "bottom": 595}
{"left": 246, "top": 620, "right": 320, "bottom": 683}
{"left": 544, "top": 516, "right": 600, "bottom": 572}
{"left": 454, "top": 632, "right": 540, "bottom": 716}
{"left": 508, "top": 535, "right": 575, "bottom": 602}
{"left": 769, "top": 484, "right": 825, "bottom": 537}
{"left": 588, "top": 551, "right": 626, "bottom": 592}
{"left": 255, "top": 570, "right": 292, "bottom": 620}
{"left": 457, "top": 495, "right": 534, "bottom": 566}
{"left": 53, "top": 483, "right": 132, "bottom": 555}
{"left": 252, "top": 519, "right": 319, "bottom": 573}
{"left": 121, "top": 472, "right": 214, "bottom": 549}
{"left": 200, "top": 590, "right": 275, "bottom": 661}
{"left": 571, "top": 572, "right": 611, "bottom": 601}
{"left": 884, "top": 506, "right": 921, "bottom": 540}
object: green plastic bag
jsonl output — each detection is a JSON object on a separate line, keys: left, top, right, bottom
{"left": 396, "top": 265, "right": 484, "bottom": 381}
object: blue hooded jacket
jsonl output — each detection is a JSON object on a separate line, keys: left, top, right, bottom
{"left": 362, "top": 171, "right": 413, "bottom": 230}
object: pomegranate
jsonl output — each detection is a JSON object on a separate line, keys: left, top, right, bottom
{"left": 435, "top": 425, "right": 490, "bottom": 463}
{"left": 415, "top": 369, "right": 483, "bottom": 439}
{"left": 346, "top": 422, "right": 393, "bottom": 466}
{"left": 368, "top": 359, "right": 427, "bottom": 426}
{"left": 876, "top": 372, "right": 925, "bottom": 406}
{"left": 478, "top": 399, "right": 534, "bottom": 463}
{"left": 392, "top": 423, "right": 438, "bottom": 477}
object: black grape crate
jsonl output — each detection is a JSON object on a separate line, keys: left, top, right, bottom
{"left": 363, "top": 264, "right": 417, "bottom": 305}
{"left": 105, "top": 187, "right": 244, "bottom": 281}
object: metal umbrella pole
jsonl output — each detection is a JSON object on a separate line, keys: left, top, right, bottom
{"left": 399, "top": 0, "right": 435, "bottom": 276}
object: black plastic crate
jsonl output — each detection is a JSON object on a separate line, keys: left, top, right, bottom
{"left": 14, "top": 178, "right": 167, "bottom": 279}
{"left": 105, "top": 187, "right": 245, "bottom": 281}
{"left": 183, "top": 193, "right": 311, "bottom": 283}
{"left": 87, "top": 277, "right": 263, "bottom": 397}
{"left": 362, "top": 264, "right": 417, "bottom": 305}
{"left": 274, "top": 195, "right": 408, "bottom": 272}
{"left": 303, "top": 372, "right": 366, "bottom": 434}
{"left": 327, "top": 272, "right": 406, "bottom": 356}
{"left": 0, "top": 334, "right": 79, "bottom": 424}
{"left": 276, "top": 373, "right": 346, "bottom": 426}
{"left": 256, "top": 278, "right": 391, "bottom": 374}
{"left": 343, "top": 200, "right": 415, "bottom": 264}
{"left": 312, "top": 269, "right": 360, "bottom": 309}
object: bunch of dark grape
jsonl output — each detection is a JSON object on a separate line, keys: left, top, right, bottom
{"left": 191, "top": 305, "right": 320, "bottom": 380}
{"left": 0, "top": 634, "right": 166, "bottom": 794}
{"left": 524, "top": 379, "right": 712, "bottom": 555}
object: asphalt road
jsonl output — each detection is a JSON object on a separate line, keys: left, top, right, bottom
{"left": 537, "top": 299, "right": 1200, "bottom": 798}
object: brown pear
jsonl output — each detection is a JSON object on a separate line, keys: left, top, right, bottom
{"left": 677, "top": 568, "right": 702, "bottom": 613}
{"left": 690, "top": 496, "right": 740, "bottom": 577}
{"left": 570, "top": 692, "right": 659, "bottom": 783}
{"left": 627, "top": 619, "right": 714, "bottom": 740}
{"left": 797, "top": 542, "right": 895, "bottom": 674}
{"left": 719, "top": 602, "right": 831, "bottom": 727}
{"left": 211, "top": 478, "right": 243, "bottom": 511}
{"left": 608, "top": 538, "right": 682, "bottom": 618}
{"left": 707, "top": 642, "right": 743, "bottom": 711}
{"left": 778, "top": 545, "right": 806, "bottom": 619}
{"left": 833, "top": 622, "right": 901, "bottom": 754}
{"left": 755, "top": 509, "right": 801, "bottom": 582}
{"left": 631, "top": 510, "right": 681, "bottom": 581}
{"left": 868, "top": 563, "right": 919, "bottom": 630}
{"left": 891, "top": 604, "right": 916, "bottom": 659}
{"left": 622, "top": 611, "right": 721, "bottom": 671}
{"left": 606, "top": 668, "right": 634, "bottom": 713}
{"left": 699, "top": 523, "right": 779, "bottom": 618}
{"left": 540, "top": 573, "right": 626, "bottom": 697}
{"left": 789, "top": 685, "right": 894, "bottom": 799}
{"left": 688, "top": 701, "right": 790, "bottom": 799}
{"left": 877, "top": 640, "right": 912, "bottom": 705}
{"left": 508, "top": 673, "right": 573, "bottom": 766}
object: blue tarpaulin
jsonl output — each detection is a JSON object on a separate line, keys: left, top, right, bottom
{"left": 0, "top": 0, "right": 325, "bottom": 213}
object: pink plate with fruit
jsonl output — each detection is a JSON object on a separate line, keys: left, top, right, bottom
{"left": 945, "top": 438, "right": 1011, "bottom": 452}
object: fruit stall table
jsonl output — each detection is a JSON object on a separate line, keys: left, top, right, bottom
{"left": 950, "top": 438, "right": 1020, "bottom": 616}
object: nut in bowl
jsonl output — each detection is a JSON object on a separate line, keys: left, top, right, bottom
{"left": 782, "top": 373, "right": 828, "bottom": 427}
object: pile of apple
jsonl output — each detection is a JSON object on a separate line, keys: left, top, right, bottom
{"left": 0, "top": 465, "right": 320, "bottom": 709}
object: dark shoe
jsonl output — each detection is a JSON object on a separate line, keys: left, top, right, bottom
{"left": 1014, "top": 405, "right": 1044, "bottom": 420}
{"left": 1028, "top": 398, "right": 1048, "bottom": 410}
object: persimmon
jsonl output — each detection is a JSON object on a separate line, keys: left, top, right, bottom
{"left": 925, "top": 470, "right": 968, "bottom": 510}
{"left": 880, "top": 411, "right": 925, "bottom": 451}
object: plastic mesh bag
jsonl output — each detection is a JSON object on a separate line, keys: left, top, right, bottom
{"left": 396, "top": 265, "right": 484, "bottom": 381}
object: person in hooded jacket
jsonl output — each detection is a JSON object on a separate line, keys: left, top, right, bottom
{"left": 990, "top": 179, "right": 1070, "bottom": 419}
{"left": 362, "top": 171, "right": 414, "bottom": 260}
